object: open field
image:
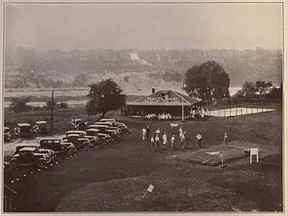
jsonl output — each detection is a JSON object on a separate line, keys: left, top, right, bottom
{"left": 3, "top": 105, "right": 282, "bottom": 212}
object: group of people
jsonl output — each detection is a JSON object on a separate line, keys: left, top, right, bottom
{"left": 190, "top": 106, "right": 205, "bottom": 119}
{"left": 144, "top": 113, "right": 172, "bottom": 120}
{"left": 142, "top": 125, "right": 229, "bottom": 151}
{"left": 141, "top": 125, "right": 187, "bottom": 151}
{"left": 157, "top": 113, "right": 172, "bottom": 120}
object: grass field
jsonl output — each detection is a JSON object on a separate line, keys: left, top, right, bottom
{"left": 3, "top": 105, "right": 283, "bottom": 212}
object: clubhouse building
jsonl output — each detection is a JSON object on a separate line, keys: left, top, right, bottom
{"left": 123, "top": 89, "right": 202, "bottom": 117}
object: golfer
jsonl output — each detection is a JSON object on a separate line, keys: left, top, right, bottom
{"left": 150, "top": 134, "right": 155, "bottom": 150}
{"left": 146, "top": 125, "right": 150, "bottom": 139}
{"left": 196, "top": 133, "right": 203, "bottom": 148}
{"left": 162, "top": 132, "right": 167, "bottom": 148}
{"left": 224, "top": 133, "right": 228, "bottom": 147}
{"left": 179, "top": 126, "right": 183, "bottom": 138}
{"left": 180, "top": 132, "right": 186, "bottom": 149}
{"left": 156, "top": 128, "right": 161, "bottom": 135}
{"left": 155, "top": 134, "right": 160, "bottom": 150}
{"left": 142, "top": 127, "right": 147, "bottom": 140}
{"left": 171, "top": 135, "right": 176, "bottom": 149}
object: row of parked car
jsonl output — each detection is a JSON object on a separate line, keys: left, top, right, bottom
{"left": 7, "top": 119, "right": 132, "bottom": 169}
{"left": 4, "top": 121, "right": 50, "bottom": 141}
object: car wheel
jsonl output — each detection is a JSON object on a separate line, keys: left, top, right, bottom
{"left": 67, "top": 147, "right": 74, "bottom": 155}
{"left": 38, "top": 160, "right": 46, "bottom": 168}
{"left": 83, "top": 143, "right": 89, "bottom": 150}
{"left": 10, "top": 160, "right": 19, "bottom": 168}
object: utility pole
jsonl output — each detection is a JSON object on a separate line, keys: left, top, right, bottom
{"left": 50, "top": 90, "right": 54, "bottom": 130}
{"left": 182, "top": 78, "right": 185, "bottom": 121}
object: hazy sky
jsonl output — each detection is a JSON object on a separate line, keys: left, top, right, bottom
{"left": 5, "top": 3, "right": 283, "bottom": 51}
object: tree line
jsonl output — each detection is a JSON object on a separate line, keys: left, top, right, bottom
{"left": 8, "top": 60, "right": 281, "bottom": 117}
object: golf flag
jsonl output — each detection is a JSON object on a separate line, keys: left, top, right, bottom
{"left": 147, "top": 184, "right": 154, "bottom": 192}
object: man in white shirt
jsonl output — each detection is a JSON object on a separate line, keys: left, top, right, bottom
{"left": 156, "top": 128, "right": 161, "bottom": 134}
{"left": 196, "top": 133, "right": 203, "bottom": 148}
{"left": 150, "top": 134, "right": 155, "bottom": 150}
{"left": 155, "top": 134, "right": 160, "bottom": 150}
{"left": 162, "top": 132, "right": 167, "bottom": 148}
{"left": 224, "top": 133, "right": 228, "bottom": 147}
{"left": 171, "top": 135, "right": 176, "bottom": 149}
{"left": 179, "top": 126, "right": 183, "bottom": 138}
{"left": 180, "top": 132, "right": 186, "bottom": 149}
{"left": 142, "top": 127, "right": 147, "bottom": 140}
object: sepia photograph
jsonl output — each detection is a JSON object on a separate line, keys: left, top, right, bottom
{"left": 1, "top": 1, "right": 284, "bottom": 213}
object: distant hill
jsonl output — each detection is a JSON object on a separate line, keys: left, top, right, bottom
{"left": 4, "top": 47, "right": 282, "bottom": 91}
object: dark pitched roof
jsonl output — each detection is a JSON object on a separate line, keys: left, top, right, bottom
{"left": 126, "top": 90, "right": 201, "bottom": 106}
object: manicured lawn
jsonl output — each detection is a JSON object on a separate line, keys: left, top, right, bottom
{"left": 4, "top": 107, "right": 282, "bottom": 212}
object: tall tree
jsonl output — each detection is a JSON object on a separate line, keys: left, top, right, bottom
{"left": 86, "top": 79, "right": 126, "bottom": 119}
{"left": 10, "top": 96, "right": 32, "bottom": 113}
{"left": 255, "top": 81, "right": 273, "bottom": 98}
{"left": 235, "top": 80, "right": 278, "bottom": 99}
{"left": 184, "top": 61, "right": 230, "bottom": 101}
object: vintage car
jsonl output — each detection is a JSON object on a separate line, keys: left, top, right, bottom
{"left": 10, "top": 147, "right": 54, "bottom": 169}
{"left": 34, "top": 121, "right": 50, "bottom": 134}
{"left": 62, "top": 134, "right": 90, "bottom": 150}
{"left": 100, "top": 119, "right": 131, "bottom": 134}
{"left": 87, "top": 125, "right": 119, "bottom": 139}
{"left": 4, "top": 127, "right": 12, "bottom": 141}
{"left": 40, "top": 138, "right": 75, "bottom": 155}
{"left": 13, "top": 144, "right": 56, "bottom": 158}
{"left": 64, "top": 130, "right": 99, "bottom": 147}
{"left": 71, "top": 119, "right": 88, "bottom": 130}
{"left": 93, "top": 121, "right": 114, "bottom": 127}
{"left": 86, "top": 128, "right": 112, "bottom": 144}
{"left": 94, "top": 122, "right": 123, "bottom": 135}
{"left": 15, "top": 123, "right": 33, "bottom": 138}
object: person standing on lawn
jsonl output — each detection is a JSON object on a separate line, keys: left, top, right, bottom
{"left": 150, "top": 133, "right": 155, "bottom": 150}
{"left": 180, "top": 131, "right": 186, "bottom": 149}
{"left": 196, "top": 133, "right": 203, "bottom": 148}
{"left": 179, "top": 126, "right": 183, "bottom": 138}
{"left": 224, "top": 133, "right": 228, "bottom": 147}
{"left": 171, "top": 135, "right": 176, "bottom": 149}
{"left": 156, "top": 127, "right": 161, "bottom": 135}
{"left": 146, "top": 125, "right": 150, "bottom": 139}
{"left": 155, "top": 134, "right": 160, "bottom": 150}
{"left": 142, "top": 127, "right": 147, "bottom": 140}
{"left": 162, "top": 132, "right": 168, "bottom": 149}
